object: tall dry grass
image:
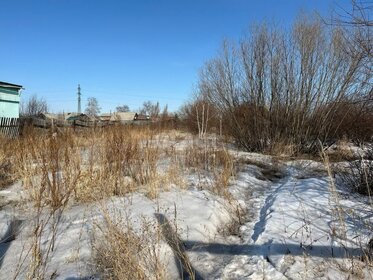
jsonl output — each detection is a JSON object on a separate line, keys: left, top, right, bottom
{"left": 182, "top": 137, "right": 236, "bottom": 196}
{"left": 0, "top": 135, "right": 14, "bottom": 188}
{"left": 2, "top": 125, "right": 239, "bottom": 279}
{"left": 321, "top": 145, "right": 373, "bottom": 269}
{"left": 8, "top": 125, "right": 162, "bottom": 203}
{"left": 93, "top": 206, "right": 167, "bottom": 280}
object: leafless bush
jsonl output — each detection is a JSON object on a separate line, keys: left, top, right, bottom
{"left": 179, "top": 99, "right": 221, "bottom": 136}
{"left": 192, "top": 16, "right": 372, "bottom": 155}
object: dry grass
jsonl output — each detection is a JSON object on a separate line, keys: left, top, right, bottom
{"left": 2, "top": 124, "right": 238, "bottom": 205}
{"left": 182, "top": 137, "right": 236, "bottom": 197}
{"left": 321, "top": 146, "right": 373, "bottom": 271}
{"left": 7, "top": 126, "right": 162, "bottom": 203}
{"left": 93, "top": 207, "right": 167, "bottom": 280}
{"left": 219, "top": 203, "right": 246, "bottom": 237}
{"left": 0, "top": 135, "right": 19, "bottom": 188}
{"left": 338, "top": 145, "right": 373, "bottom": 197}
{"left": 1, "top": 126, "right": 240, "bottom": 279}
{"left": 213, "top": 148, "right": 235, "bottom": 197}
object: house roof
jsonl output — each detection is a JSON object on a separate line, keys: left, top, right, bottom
{"left": 65, "top": 113, "right": 90, "bottom": 121}
{"left": 111, "top": 112, "right": 137, "bottom": 121}
{"left": 0, "top": 81, "right": 23, "bottom": 90}
{"left": 99, "top": 113, "right": 112, "bottom": 121}
{"left": 39, "top": 113, "right": 59, "bottom": 120}
{"left": 66, "top": 113, "right": 97, "bottom": 121}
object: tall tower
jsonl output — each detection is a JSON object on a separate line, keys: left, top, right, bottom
{"left": 77, "top": 84, "right": 81, "bottom": 113}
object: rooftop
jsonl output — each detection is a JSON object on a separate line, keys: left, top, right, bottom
{"left": 0, "top": 81, "right": 23, "bottom": 90}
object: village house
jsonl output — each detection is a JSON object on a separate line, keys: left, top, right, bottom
{"left": 99, "top": 113, "right": 112, "bottom": 122}
{"left": 0, "top": 81, "right": 23, "bottom": 118}
{"left": 65, "top": 113, "right": 96, "bottom": 123}
{"left": 110, "top": 112, "right": 138, "bottom": 123}
{"left": 35, "top": 113, "right": 67, "bottom": 127}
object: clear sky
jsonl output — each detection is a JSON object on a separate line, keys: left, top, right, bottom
{"left": 1, "top": 0, "right": 350, "bottom": 113}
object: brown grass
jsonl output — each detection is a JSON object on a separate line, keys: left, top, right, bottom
{"left": 7, "top": 126, "right": 162, "bottom": 203}
{"left": 2, "top": 123, "right": 240, "bottom": 206}
{"left": 1, "top": 126, "right": 240, "bottom": 278}
{"left": 93, "top": 207, "right": 167, "bottom": 280}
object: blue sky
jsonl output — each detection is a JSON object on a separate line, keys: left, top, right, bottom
{"left": 1, "top": 0, "right": 350, "bottom": 113}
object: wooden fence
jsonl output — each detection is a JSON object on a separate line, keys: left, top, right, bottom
{"left": 0, "top": 117, "right": 20, "bottom": 138}
{"left": 0, "top": 116, "right": 156, "bottom": 137}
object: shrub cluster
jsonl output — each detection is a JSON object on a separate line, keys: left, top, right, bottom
{"left": 181, "top": 17, "right": 372, "bottom": 155}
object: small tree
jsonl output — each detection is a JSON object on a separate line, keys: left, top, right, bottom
{"left": 140, "top": 101, "right": 160, "bottom": 118}
{"left": 116, "top": 105, "right": 130, "bottom": 112}
{"left": 85, "top": 97, "right": 101, "bottom": 116}
{"left": 20, "top": 94, "right": 48, "bottom": 117}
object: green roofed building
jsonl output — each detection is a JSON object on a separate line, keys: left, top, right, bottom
{"left": 0, "top": 81, "right": 23, "bottom": 118}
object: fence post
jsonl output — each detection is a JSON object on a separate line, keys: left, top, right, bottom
{"left": 0, "top": 117, "right": 20, "bottom": 138}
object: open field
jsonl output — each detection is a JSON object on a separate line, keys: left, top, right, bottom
{"left": 0, "top": 126, "right": 372, "bottom": 279}
{"left": 1, "top": 1, "right": 372, "bottom": 279}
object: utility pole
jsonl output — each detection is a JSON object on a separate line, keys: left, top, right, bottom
{"left": 77, "top": 84, "right": 81, "bottom": 113}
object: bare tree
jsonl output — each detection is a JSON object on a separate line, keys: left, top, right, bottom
{"left": 20, "top": 94, "right": 48, "bottom": 117}
{"left": 140, "top": 101, "right": 160, "bottom": 118}
{"left": 116, "top": 105, "right": 130, "bottom": 112}
{"left": 85, "top": 97, "right": 101, "bottom": 116}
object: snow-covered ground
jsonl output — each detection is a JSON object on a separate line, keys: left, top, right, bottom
{"left": 0, "top": 149, "right": 372, "bottom": 279}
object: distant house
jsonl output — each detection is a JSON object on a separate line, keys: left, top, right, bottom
{"left": 110, "top": 112, "right": 138, "bottom": 123}
{"left": 36, "top": 113, "right": 67, "bottom": 126}
{"left": 0, "top": 81, "right": 23, "bottom": 118}
{"left": 38, "top": 113, "right": 60, "bottom": 121}
{"left": 99, "top": 113, "right": 112, "bottom": 122}
{"left": 65, "top": 113, "right": 96, "bottom": 123}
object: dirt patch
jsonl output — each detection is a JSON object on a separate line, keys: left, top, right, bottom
{"left": 294, "top": 168, "right": 328, "bottom": 179}
{"left": 240, "top": 159, "right": 286, "bottom": 182}
{"left": 260, "top": 168, "right": 285, "bottom": 182}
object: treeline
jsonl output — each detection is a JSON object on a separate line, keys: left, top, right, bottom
{"left": 182, "top": 16, "right": 372, "bottom": 155}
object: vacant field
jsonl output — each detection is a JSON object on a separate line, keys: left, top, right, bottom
{"left": 0, "top": 125, "right": 371, "bottom": 279}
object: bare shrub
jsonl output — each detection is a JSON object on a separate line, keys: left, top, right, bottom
{"left": 192, "top": 16, "right": 372, "bottom": 155}
{"left": 180, "top": 99, "right": 221, "bottom": 137}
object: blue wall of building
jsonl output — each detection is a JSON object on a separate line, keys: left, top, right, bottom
{"left": 0, "top": 87, "right": 21, "bottom": 118}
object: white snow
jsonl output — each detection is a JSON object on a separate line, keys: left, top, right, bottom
{"left": 0, "top": 150, "right": 372, "bottom": 279}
